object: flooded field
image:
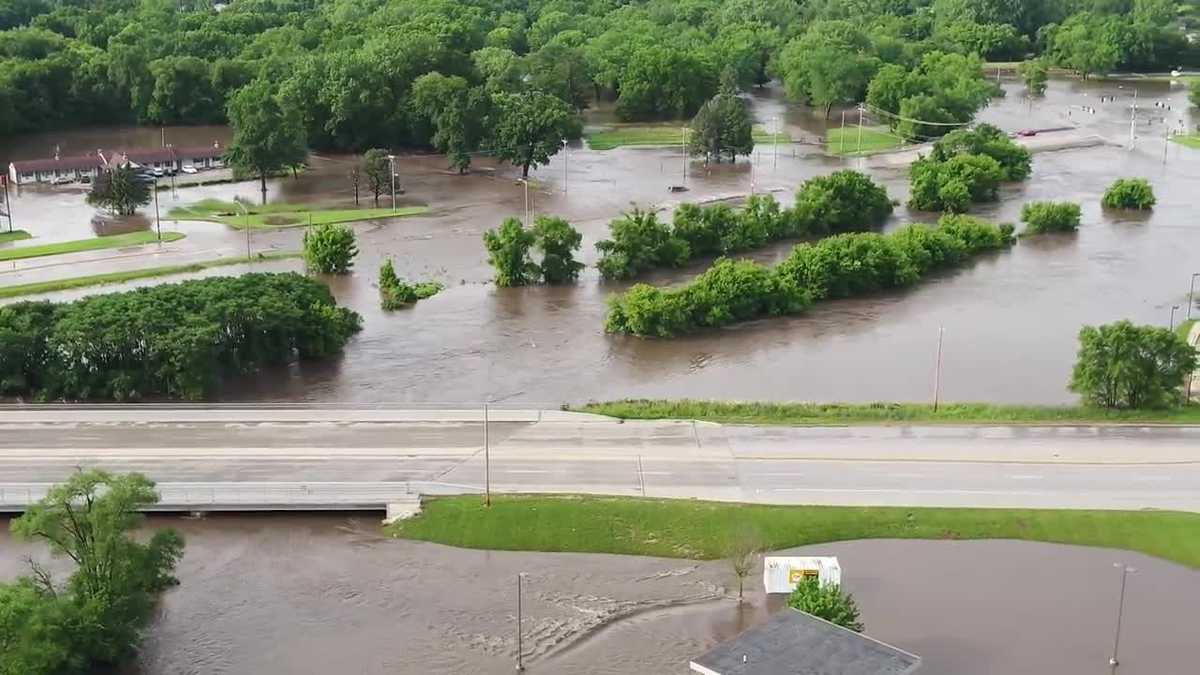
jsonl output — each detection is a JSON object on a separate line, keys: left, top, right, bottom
{"left": 2, "top": 77, "right": 1197, "bottom": 405}
{"left": 1, "top": 515, "right": 1195, "bottom": 674}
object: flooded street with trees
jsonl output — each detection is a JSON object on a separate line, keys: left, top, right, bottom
{"left": 13, "top": 77, "right": 1185, "bottom": 404}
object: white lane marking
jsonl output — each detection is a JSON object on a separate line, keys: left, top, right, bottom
{"left": 745, "top": 472, "right": 807, "bottom": 477}
{"left": 640, "top": 471, "right": 675, "bottom": 476}
{"left": 1009, "top": 474, "right": 1045, "bottom": 480}
{"left": 1131, "top": 476, "right": 1171, "bottom": 482}
{"left": 502, "top": 469, "right": 552, "bottom": 474}
{"left": 891, "top": 472, "right": 925, "bottom": 479}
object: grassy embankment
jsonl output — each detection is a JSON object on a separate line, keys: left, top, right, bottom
{"left": 825, "top": 126, "right": 905, "bottom": 156}
{"left": 577, "top": 399, "right": 1200, "bottom": 425}
{"left": 0, "top": 231, "right": 184, "bottom": 262}
{"left": 168, "top": 199, "right": 429, "bottom": 230}
{"left": 0, "top": 230, "right": 32, "bottom": 244}
{"left": 389, "top": 495, "right": 1200, "bottom": 568}
{"left": 585, "top": 125, "right": 790, "bottom": 151}
{"left": 1170, "top": 134, "right": 1200, "bottom": 150}
{"left": 0, "top": 251, "right": 301, "bottom": 299}
{"left": 1178, "top": 318, "right": 1197, "bottom": 342}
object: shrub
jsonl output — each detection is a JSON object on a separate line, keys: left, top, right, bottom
{"left": 1101, "top": 178, "right": 1155, "bottom": 210}
{"left": 0, "top": 273, "right": 361, "bottom": 400}
{"left": 792, "top": 170, "right": 893, "bottom": 234}
{"left": 531, "top": 216, "right": 585, "bottom": 284}
{"left": 606, "top": 217, "right": 1015, "bottom": 336}
{"left": 932, "top": 123, "right": 1032, "bottom": 181}
{"left": 1069, "top": 320, "right": 1197, "bottom": 408}
{"left": 483, "top": 217, "right": 540, "bottom": 286}
{"left": 379, "top": 259, "right": 442, "bottom": 310}
{"left": 596, "top": 209, "right": 690, "bottom": 280}
{"left": 1021, "top": 201, "right": 1081, "bottom": 234}
{"left": 787, "top": 577, "right": 864, "bottom": 632}
{"left": 303, "top": 223, "right": 358, "bottom": 274}
{"left": 1019, "top": 59, "right": 1049, "bottom": 96}
{"left": 909, "top": 153, "right": 1005, "bottom": 212}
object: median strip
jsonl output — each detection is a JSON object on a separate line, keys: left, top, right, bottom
{"left": 0, "top": 230, "right": 185, "bottom": 262}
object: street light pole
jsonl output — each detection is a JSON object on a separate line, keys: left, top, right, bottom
{"left": 1185, "top": 270, "right": 1195, "bottom": 317}
{"left": 153, "top": 177, "right": 161, "bottom": 242}
{"left": 1169, "top": 305, "right": 1180, "bottom": 331}
{"left": 932, "top": 326, "right": 945, "bottom": 412}
{"left": 483, "top": 401, "right": 491, "bottom": 507}
{"left": 561, "top": 138, "right": 568, "bottom": 193}
{"left": 681, "top": 126, "right": 688, "bottom": 184}
{"left": 1109, "top": 564, "right": 1136, "bottom": 673}
{"left": 772, "top": 115, "right": 779, "bottom": 170}
{"left": 388, "top": 153, "right": 398, "bottom": 211}
{"left": 516, "top": 572, "right": 526, "bottom": 672}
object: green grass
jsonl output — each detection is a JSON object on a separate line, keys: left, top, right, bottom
{"left": 0, "top": 251, "right": 301, "bottom": 299}
{"left": 577, "top": 399, "right": 1200, "bottom": 425}
{"left": 1178, "top": 319, "right": 1198, "bottom": 343}
{"left": 0, "top": 230, "right": 32, "bottom": 244}
{"left": 168, "top": 199, "right": 429, "bottom": 230}
{"left": 1169, "top": 134, "right": 1200, "bottom": 149}
{"left": 389, "top": 495, "right": 1200, "bottom": 568}
{"left": 0, "top": 230, "right": 185, "bottom": 262}
{"left": 585, "top": 125, "right": 790, "bottom": 151}
{"left": 826, "top": 126, "right": 905, "bottom": 156}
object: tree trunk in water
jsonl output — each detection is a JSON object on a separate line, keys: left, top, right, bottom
{"left": 825, "top": 102, "right": 833, "bottom": 119}
{"left": 259, "top": 174, "right": 267, "bottom": 205}
{"left": 522, "top": 163, "right": 530, "bottom": 178}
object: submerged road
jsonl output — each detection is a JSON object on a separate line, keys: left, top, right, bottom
{"left": 1, "top": 408, "right": 1199, "bottom": 511}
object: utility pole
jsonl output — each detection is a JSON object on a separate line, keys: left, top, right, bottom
{"left": 1185, "top": 270, "right": 1195, "bottom": 317}
{"left": 857, "top": 104, "right": 865, "bottom": 155}
{"left": 681, "top": 126, "right": 688, "bottom": 184}
{"left": 561, "top": 138, "right": 568, "bottom": 193}
{"left": 387, "top": 154, "right": 397, "bottom": 212}
{"left": 483, "top": 401, "right": 491, "bottom": 507}
{"left": 516, "top": 573, "right": 526, "bottom": 672}
{"left": 932, "top": 326, "right": 945, "bottom": 412}
{"left": 153, "top": 177, "right": 161, "bottom": 242}
{"left": 1109, "top": 564, "right": 1136, "bottom": 674}
{"left": 1170, "top": 305, "right": 1180, "bottom": 331}
{"left": 1128, "top": 89, "right": 1138, "bottom": 151}
{"left": 840, "top": 109, "right": 846, "bottom": 154}
{"left": 1, "top": 176, "right": 12, "bottom": 233}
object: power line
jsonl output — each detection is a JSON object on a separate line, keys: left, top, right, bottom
{"left": 863, "top": 103, "right": 973, "bottom": 128}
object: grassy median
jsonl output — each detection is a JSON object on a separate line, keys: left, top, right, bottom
{"left": 586, "top": 125, "right": 790, "bottom": 151}
{"left": 0, "top": 251, "right": 301, "bottom": 299}
{"left": 577, "top": 399, "right": 1200, "bottom": 425}
{"left": 0, "top": 230, "right": 32, "bottom": 244}
{"left": 388, "top": 495, "right": 1200, "bottom": 567}
{"left": 826, "top": 126, "right": 904, "bottom": 156}
{"left": 0, "top": 230, "right": 185, "bottom": 262}
{"left": 168, "top": 199, "right": 429, "bottom": 229}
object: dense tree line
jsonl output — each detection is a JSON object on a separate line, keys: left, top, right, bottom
{"left": 0, "top": 272, "right": 361, "bottom": 400}
{"left": 606, "top": 214, "right": 1015, "bottom": 337}
{"left": 597, "top": 170, "right": 893, "bottom": 280}
{"left": 2, "top": 0, "right": 1197, "bottom": 149}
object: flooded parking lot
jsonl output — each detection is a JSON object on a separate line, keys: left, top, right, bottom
{"left": 1, "top": 515, "right": 1194, "bottom": 674}
{"left": 2, "top": 77, "right": 1198, "bottom": 405}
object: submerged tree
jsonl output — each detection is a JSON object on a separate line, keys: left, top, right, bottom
{"left": 787, "top": 577, "right": 864, "bottom": 632}
{"left": 224, "top": 78, "right": 307, "bottom": 205}
{"left": 85, "top": 165, "right": 150, "bottom": 216}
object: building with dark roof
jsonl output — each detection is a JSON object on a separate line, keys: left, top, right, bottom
{"left": 7, "top": 142, "right": 225, "bottom": 186}
{"left": 689, "top": 609, "right": 921, "bottom": 675}
{"left": 7, "top": 153, "right": 104, "bottom": 185}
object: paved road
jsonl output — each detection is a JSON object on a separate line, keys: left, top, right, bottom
{"left": 2, "top": 408, "right": 1199, "bottom": 511}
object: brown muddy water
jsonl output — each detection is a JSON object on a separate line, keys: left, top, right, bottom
{"left": 0, "top": 515, "right": 1195, "bottom": 674}
{"left": 2, "top": 77, "right": 1198, "bottom": 405}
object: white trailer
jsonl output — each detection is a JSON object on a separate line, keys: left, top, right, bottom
{"left": 762, "top": 556, "right": 842, "bottom": 594}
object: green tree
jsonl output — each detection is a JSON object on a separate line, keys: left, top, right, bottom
{"left": 410, "top": 73, "right": 485, "bottom": 173}
{"left": 776, "top": 22, "right": 879, "bottom": 117}
{"left": 1046, "top": 13, "right": 1121, "bottom": 79}
{"left": 146, "top": 55, "right": 220, "bottom": 124}
{"left": 483, "top": 217, "right": 540, "bottom": 286}
{"left": 1190, "top": 80, "right": 1200, "bottom": 109}
{"left": 792, "top": 170, "right": 894, "bottom": 234}
{"left": 9, "top": 470, "right": 185, "bottom": 670}
{"left": 85, "top": 165, "right": 150, "bottom": 216}
{"left": 361, "top": 148, "right": 391, "bottom": 207}
{"left": 1020, "top": 201, "right": 1081, "bottom": 234}
{"left": 786, "top": 577, "right": 865, "bottom": 632}
{"left": 1102, "top": 179, "right": 1155, "bottom": 210}
{"left": 303, "top": 223, "right": 358, "bottom": 274}
{"left": 615, "top": 45, "right": 716, "bottom": 120}
{"left": 931, "top": 123, "right": 1031, "bottom": 181}
{"left": 378, "top": 259, "right": 442, "bottom": 310}
{"left": 725, "top": 528, "right": 763, "bottom": 603}
{"left": 596, "top": 208, "right": 690, "bottom": 280}
{"left": 531, "top": 215, "right": 584, "bottom": 284}
{"left": 688, "top": 91, "right": 754, "bottom": 163}
{"left": 909, "top": 153, "right": 1005, "bottom": 212}
{"left": 490, "top": 91, "right": 577, "bottom": 178}
{"left": 224, "top": 79, "right": 307, "bottom": 204}
{"left": 1018, "top": 59, "right": 1048, "bottom": 96}
{"left": 1070, "top": 321, "right": 1197, "bottom": 408}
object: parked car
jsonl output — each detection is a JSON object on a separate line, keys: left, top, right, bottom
{"left": 181, "top": 165, "right": 198, "bottom": 174}
{"left": 1016, "top": 129, "right": 1038, "bottom": 137}
{"left": 152, "top": 168, "right": 164, "bottom": 177}
{"left": 51, "top": 176, "right": 72, "bottom": 185}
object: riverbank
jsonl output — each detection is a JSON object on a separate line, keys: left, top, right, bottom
{"left": 389, "top": 495, "right": 1200, "bottom": 567}
{"left": 0, "top": 250, "right": 301, "bottom": 299}
{"left": 577, "top": 400, "right": 1200, "bottom": 425}
{"left": 0, "top": 230, "right": 184, "bottom": 262}
{"left": 167, "top": 199, "right": 429, "bottom": 229}
{"left": 585, "top": 124, "right": 790, "bottom": 150}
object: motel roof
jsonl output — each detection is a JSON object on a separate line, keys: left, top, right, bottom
{"left": 690, "top": 609, "right": 921, "bottom": 675}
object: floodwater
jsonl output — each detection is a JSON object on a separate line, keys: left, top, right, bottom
{"left": 1, "top": 77, "right": 1198, "bottom": 404}
{"left": 1, "top": 516, "right": 1195, "bottom": 674}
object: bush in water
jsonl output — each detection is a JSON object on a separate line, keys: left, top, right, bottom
{"left": 0, "top": 273, "right": 362, "bottom": 400}
{"left": 1020, "top": 201, "right": 1082, "bottom": 234}
{"left": 303, "top": 223, "right": 358, "bottom": 274}
{"left": 1101, "top": 178, "right": 1155, "bottom": 210}
{"left": 606, "top": 215, "right": 1014, "bottom": 337}
{"left": 378, "top": 259, "right": 442, "bottom": 310}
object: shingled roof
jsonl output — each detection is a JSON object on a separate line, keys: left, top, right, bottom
{"left": 690, "top": 609, "right": 921, "bottom": 675}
